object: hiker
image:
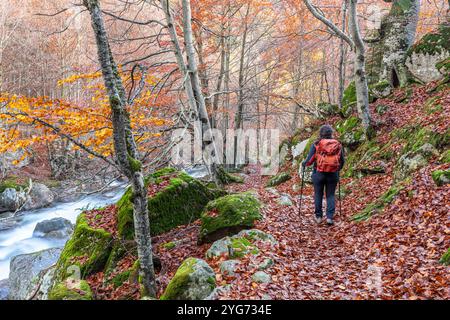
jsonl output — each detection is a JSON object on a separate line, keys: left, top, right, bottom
{"left": 302, "top": 125, "right": 345, "bottom": 226}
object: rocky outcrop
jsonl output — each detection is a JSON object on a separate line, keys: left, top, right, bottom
{"left": 406, "top": 24, "right": 450, "bottom": 83}
{"left": 8, "top": 247, "right": 62, "bottom": 300}
{"left": 160, "top": 258, "right": 216, "bottom": 300}
{"left": 33, "top": 218, "right": 74, "bottom": 240}
{"left": 198, "top": 193, "right": 262, "bottom": 244}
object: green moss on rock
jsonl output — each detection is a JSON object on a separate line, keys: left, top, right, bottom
{"left": 266, "top": 172, "right": 291, "bottom": 187}
{"left": 408, "top": 24, "right": 450, "bottom": 56}
{"left": 0, "top": 177, "right": 25, "bottom": 193}
{"left": 199, "top": 192, "right": 262, "bottom": 244}
{"left": 431, "top": 169, "right": 450, "bottom": 186}
{"left": 162, "top": 241, "right": 176, "bottom": 250}
{"left": 441, "top": 150, "right": 450, "bottom": 163}
{"left": 217, "top": 166, "right": 244, "bottom": 184}
{"left": 160, "top": 258, "right": 216, "bottom": 300}
{"left": 53, "top": 214, "right": 113, "bottom": 282}
{"left": 229, "top": 237, "right": 259, "bottom": 258}
{"left": 336, "top": 116, "right": 366, "bottom": 150}
{"left": 117, "top": 168, "right": 219, "bottom": 240}
{"left": 48, "top": 280, "right": 93, "bottom": 300}
{"left": 439, "top": 248, "right": 450, "bottom": 266}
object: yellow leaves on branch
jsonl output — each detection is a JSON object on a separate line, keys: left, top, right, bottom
{"left": 0, "top": 70, "right": 170, "bottom": 162}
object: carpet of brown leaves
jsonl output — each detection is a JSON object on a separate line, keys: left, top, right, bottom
{"left": 84, "top": 83, "right": 449, "bottom": 300}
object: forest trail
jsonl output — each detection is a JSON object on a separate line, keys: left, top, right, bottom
{"left": 212, "top": 164, "right": 449, "bottom": 300}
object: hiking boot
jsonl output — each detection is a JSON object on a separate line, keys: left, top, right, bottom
{"left": 314, "top": 216, "right": 323, "bottom": 224}
{"left": 326, "top": 218, "right": 334, "bottom": 226}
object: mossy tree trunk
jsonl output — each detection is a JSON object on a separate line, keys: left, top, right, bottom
{"left": 379, "top": 0, "right": 420, "bottom": 87}
{"left": 82, "top": 0, "right": 157, "bottom": 297}
{"left": 349, "top": 0, "right": 374, "bottom": 136}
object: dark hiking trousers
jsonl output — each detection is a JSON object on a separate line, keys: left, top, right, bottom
{"left": 312, "top": 171, "right": 339, "bottom": 219}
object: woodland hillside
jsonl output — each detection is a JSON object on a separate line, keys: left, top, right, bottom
{"left": 0, "top": 0, "right": 448, "bottom": 301}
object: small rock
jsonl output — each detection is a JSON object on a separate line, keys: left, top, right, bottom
{"left": 33, "top": 218, "right": 73, "bottom": 240}
{"left": 161, "top": 258, "right": 216, "bottom": 300}
{"left": 237, "top": 229, "right": 278, "bottom": 245}
{"left": 220, "top": 260, "right": 239, "bottom": 276}
{"left": 23, "top": 183, "right": 55, "bottom": 211}
{"left": 277, "top": 194, "right": 293, "bottom": 206}
{"left": 258, "top": 258, "right": 274, "bottom": 271}
{"left": 252, "top": 271, "right": 271, "bottom": 284}
{"left": 205, "top": 237, "right": 232, "bottom": 259}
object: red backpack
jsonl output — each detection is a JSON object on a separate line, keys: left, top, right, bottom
{"left": 315, "top": 139, "right": 342, "bottom": 173}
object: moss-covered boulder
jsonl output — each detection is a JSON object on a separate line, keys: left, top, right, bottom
{"left": 336, "top": 116, "right": 366, "bottom": 150}
{"left": 48, "top": 280, "right": 93, "bottom": 300}
{"left": 406, "top": 24, "right": 450, "bottom": 83}
{"left": 217, "top": 166, "right": 244, "bottom": 184}
{"left": 117, "top": 168, "right": 220, "bottom": 240}
{"left": 439, "top": 248, "right": 450, "bottom": 266}
{"left": 160, "top": 258, "right": 216, "bottom": 300}
{"left": 317, "top": 102, "right": 339, "bottom": 118}
{"left": 52, "top": 214, "right": 113, "bottom": 282}
{"left": 199, "top": 193, "right": 262, "bottom": 244}
{"left": 431, "top": 169, "right": 450, "bottom": 186}
{"left": 395, "top": 143, "right": 440, "bottom": 181}
{"left": 205, "top": 229, "right": 277, "bottom": 259}
{"left": 266, "top": 172, "right": 291, "bottom": 187}
{"left": 371, "top": 80, "right": 392, "bottom": 98}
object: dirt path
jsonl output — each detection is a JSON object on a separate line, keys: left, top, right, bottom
{"left": 217, "top": 165, "right": 449, "bottom": 300}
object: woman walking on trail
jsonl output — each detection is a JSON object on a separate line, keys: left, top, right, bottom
{"left": 302, "top": 125, "right": 345, "bottom": 226}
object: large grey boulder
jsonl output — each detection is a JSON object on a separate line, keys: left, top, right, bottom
{"left": 160, "top": 258, "right": 216, "bottom": 300}
{"left": 34, "top": 267, "right": 56, "bottom": 300}
{"left": 8, "top": 248, "right": 62, "bottom": 300}
{"left": 23, "top": 183, "right": 55, "bottom": 211}
{"left": 33, "top": 218, "right": 73, "bottom": 240}
{"left": 0, "top": 188, "right": 27, "bottom": 212}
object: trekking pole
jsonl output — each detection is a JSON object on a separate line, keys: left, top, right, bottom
{"left": 298, "top": 166, "right": 305, "bottom": 217}
{"left": 338, "top": 173, "right": 342, "bottom": 216}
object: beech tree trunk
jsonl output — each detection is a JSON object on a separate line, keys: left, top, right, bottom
{"left": 83, "top": 0, "right": 156, "bottom": 297}
{"left": 349, "top": 0, "right": 374, "bottom": 136}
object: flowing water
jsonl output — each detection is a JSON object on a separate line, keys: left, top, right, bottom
{"left": 0, "top": 184, "right": 126, "bottom": 280}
